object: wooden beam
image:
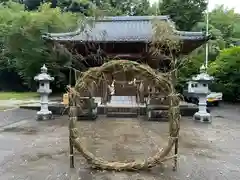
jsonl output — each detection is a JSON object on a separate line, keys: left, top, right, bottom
{"left": 107, "top": 53, "right": 144, "bottom": 60}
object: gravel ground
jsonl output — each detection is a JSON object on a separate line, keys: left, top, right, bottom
{"left": 0, "top": 104, "right": 240, "bottom": 180}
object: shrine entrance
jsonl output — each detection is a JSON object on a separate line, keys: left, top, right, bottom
{"left": 106, "top": 96, "right": 139, "bottom": 118}
{"left": 45, "top": 15, "right": 210, "bottom": 121}
{"left": 105, "top": 77, "right": 141, "bottom": 118}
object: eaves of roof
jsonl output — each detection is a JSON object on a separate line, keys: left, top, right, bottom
{"left": 43, "top": 16, "right": 210, "bottom": 43}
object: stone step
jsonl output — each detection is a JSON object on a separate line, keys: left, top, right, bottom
{"left": 106, "top": 107, "right": 138, "bottom": 113}
{"left": 106, "top": 112, "right": 138, "bottom": 118}
{"left": 106, "top": 106, "right": 139, "bottom": 118}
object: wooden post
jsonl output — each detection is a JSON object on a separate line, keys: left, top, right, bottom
{"left": 173, "top": 138, "right": 178, "bottom": 171}
{"left": 69, "top": 136, "right": 75, "bottom": 168}
{"left": 68, "top": 90, "right": 75, "bottom": 169}
{"left": 69, "top": 67, "right": 72, "bottom": 86}
{"left": 171, "top": 55, "right": 179, "bottom": 171}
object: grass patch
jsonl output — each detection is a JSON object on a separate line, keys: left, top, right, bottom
{"left": 0, "top": 92, "right": 39, "bottom": 100}
{"left": 0, "top": 106, "right": 15, "bottom": 111}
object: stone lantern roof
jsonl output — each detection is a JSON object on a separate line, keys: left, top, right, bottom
{"left": 34, "top": 64, "right": 54, "bottom": 82}
{"left": 192, "top": 65, "right": 214, "bottom": 82}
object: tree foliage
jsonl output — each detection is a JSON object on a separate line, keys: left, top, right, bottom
{"left": 208, "top": 47, "right": 240, "bottom": 101}
{"left": 159, "top": 0, "right": 207, "bottom": 31}
{"left": 17, "top": 0, "right": 153, "bottom": 15}
{"left": 0, "top": 2, "right": 79, "bottom": 89}
{"left": 209, "top": 6, "right": 237, "bottom": 43}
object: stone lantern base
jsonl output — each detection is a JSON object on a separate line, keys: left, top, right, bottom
{"left": 36, "top": 110, "right": 53, "bottom": 121}
{"left": 193, "top": 111, "right": 212, "bottom": 123}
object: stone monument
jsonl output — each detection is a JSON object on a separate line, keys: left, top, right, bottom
{"left": 192, "top": 65, "right": 214, "bottom": 123}
{"left": 34, "top": 64, "right": 54, "bottom": 120}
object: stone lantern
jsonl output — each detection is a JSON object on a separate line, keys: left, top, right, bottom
{"left": 34, "top": 64, "right": 54, "bottom": 120}
{"left": 192, "top": 65, "right": 214, "bottom": 123}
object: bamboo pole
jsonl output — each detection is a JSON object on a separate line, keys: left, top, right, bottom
{"left": 69, "top": 137, "right": 75, "bottom": 168}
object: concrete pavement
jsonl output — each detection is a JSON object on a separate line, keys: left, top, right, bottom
{"left": 0, "top": 104, "right": 239, "bottom": 179}
{"left": 0, "top": 109, "right": 36, "bottom": 128}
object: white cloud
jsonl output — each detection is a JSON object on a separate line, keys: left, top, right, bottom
{"left": 149, "top": 0, "right": 240, "bottom": 13}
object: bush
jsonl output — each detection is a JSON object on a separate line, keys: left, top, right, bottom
{"left": 208, "top": 46, "right": 240, "bottom": 101}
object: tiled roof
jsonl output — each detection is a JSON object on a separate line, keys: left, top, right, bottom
{"left": 44, "top": 16, "right": 209, "bottom": 42}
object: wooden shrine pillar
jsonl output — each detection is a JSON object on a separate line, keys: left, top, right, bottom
{"left": 100, "top": 74, "right": 112, "bottom": 104}
{"left": 138, "top": 81, "right": 145, "bottom": 104}
{"left": 101, "top": 81, "right": 108, "bottom": 104}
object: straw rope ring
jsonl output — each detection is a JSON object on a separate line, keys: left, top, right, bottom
{"left": 69, "top": 60, "right": 180, "bottom": 171}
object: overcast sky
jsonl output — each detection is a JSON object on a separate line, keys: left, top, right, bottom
{"left": 150, "top": 0, "right": 240, "bottom": 13}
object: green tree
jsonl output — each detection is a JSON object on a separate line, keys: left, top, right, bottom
{"left": 209, "top": 5, "right": 238, "bottom": 46}
{"left": 159, "top": 0, "right": 207, "bottom": 31}
{"left": 98, "top": 0, "right": 152, "bottom": 15}
{"left": 16, "top": 0, "right": 57, "bottom": 10}
{"left": 208, "top": 46, "right": 240, "bottom": 101}
{"left": 192, "top": 21, "right": 226, "bottom": 60}
{"left": 177, "top": 21, "right": 226, "bottom": 86}
{"left": 131, "top": 0, "right": 152, "bottom": 15}
{"left": 0, "top": 2, "right": 79, "bottom": 89}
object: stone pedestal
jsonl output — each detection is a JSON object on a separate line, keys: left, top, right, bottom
{"left": 193, "top": 94, "right": 211, "bottom": 123}
{"left": 36, "top": 94, "right": 53, "bottom": 120}
{"left": 37, "top": 111, "right": 53, "bottom": 121}
{"left": 146, "top": 96, "right": 169, "bottom": 121}
{"left": 193, "top": 111, "right": 211, "bottom": 122}
{"left": 77, "top": 97, "right": 98, "bottom": 120}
